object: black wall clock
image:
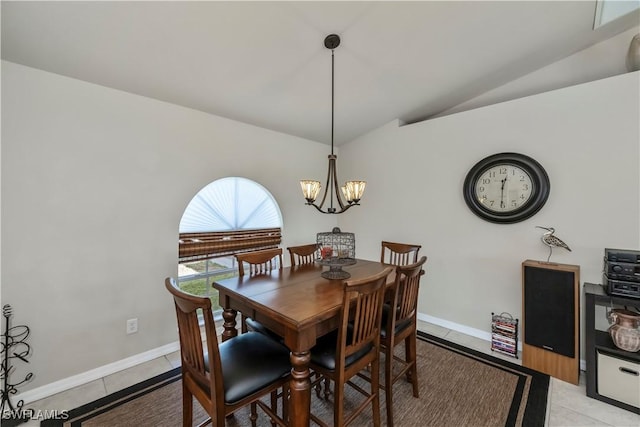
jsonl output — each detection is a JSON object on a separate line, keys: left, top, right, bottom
{"left": 463, "top": 152, "right": 550, "bottom": 224}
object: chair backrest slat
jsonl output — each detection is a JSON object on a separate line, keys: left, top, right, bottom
{"left": 381, "top": 241, "right": 422, "bottom": 266}
{"left": 393, "top": 256, "right": 427, "bottom": 326}
{"left": 287, "top": 243, "right": 319, "bottom": 266}
{"left": 340, "top": 267, "right": 394, "bottom": 361}
{"left": 236, "top": 248, "right": 283, "bottom": 276}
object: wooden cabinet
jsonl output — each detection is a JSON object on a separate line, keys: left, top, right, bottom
{"left": 584, "top": 283, "right": 640, "bottom": 414}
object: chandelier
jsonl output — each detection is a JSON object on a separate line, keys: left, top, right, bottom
{"left": 300, "top": 34, "right": 366, "bottom": 214}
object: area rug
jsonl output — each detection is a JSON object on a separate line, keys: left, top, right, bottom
{"left": 41, "top": 331, "right": 549, "bottom": 427}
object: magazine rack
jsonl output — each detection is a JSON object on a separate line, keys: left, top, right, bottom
{"left": 491, "top": 312, "right": 518, "bottom": 358}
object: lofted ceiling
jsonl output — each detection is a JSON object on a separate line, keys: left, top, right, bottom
{"left": 2, "top": 1, "right": 638, "bottom": 145}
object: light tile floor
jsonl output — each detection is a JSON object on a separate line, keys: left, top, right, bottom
{"left": 21, "top": 321, "right": 640, "bottom": 426}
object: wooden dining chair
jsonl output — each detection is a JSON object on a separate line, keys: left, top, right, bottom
{"left": 287, "top": 243, "right": 319, "bottom": 266}
{"left": 235, "top": 248, "right": 283, "bottom": 335}
{"left": 309, "top": 266, "right": 394, "bottom": 427}
{"left": 379, "top": 256, "right": 427, "bottom": 427}
{"left": 380, "top": 241, "right": 422, "bottom": 266}
{"left": 165, "top": 277, "right": 290, "bottom": 427}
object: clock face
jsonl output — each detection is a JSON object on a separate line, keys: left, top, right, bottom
{"left": 463, "top": 153, "right": 550, "bottom": 224}
{"left": 474, "top": 164, "right": 534, "bottom": 213}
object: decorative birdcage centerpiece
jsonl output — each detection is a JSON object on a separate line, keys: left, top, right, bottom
{"left": 316, "top": 227, "right": 356, "bottom": 279}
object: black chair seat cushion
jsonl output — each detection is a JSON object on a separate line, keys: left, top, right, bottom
{"left": 380, "top": 303, "right": 413, "bottom": 339}
{"left": 245, "top": 317, "right": 284, "bottom": 343}
{"left": 310, "top": 328, "right": 373, "bottom": 372}
{"left": 206, "top": 332, "right": 291, "bottom": 404}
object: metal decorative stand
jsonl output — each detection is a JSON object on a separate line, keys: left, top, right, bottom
{"left": 1, "top": 305, "right": 33, "bottom": 424}
{"left": 316, "top": 257, "right": 357, "bottom": 280}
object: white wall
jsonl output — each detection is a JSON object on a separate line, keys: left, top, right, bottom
{"left": 2, "top": 59, "right": 639, "bottom": 397}
{"left": 339, "top": 72, "right": 640, "bottom": 353}
{"left": 1, "top": 61, "right": 338, "bottom": 391}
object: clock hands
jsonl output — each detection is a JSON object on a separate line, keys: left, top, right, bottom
{"left": 500, "top": 176, "right": 507, "bottom": 208}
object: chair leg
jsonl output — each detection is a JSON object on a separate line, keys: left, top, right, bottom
{"left": 384, "top": 345, "right": 394, "bottom": 427}
{"left": 282, "top": 384, "right": 289, "bottom": 424}
{"left": 406, "top": 334, "right": 419, "bottom": 397}
{"left": 333, "top": 380, "right": 344, "bottom": 427}
{"left": 270, "top": 390, "right": 277, "bottom": 427}
{"left": 404, "top": 337, "right": 411, "bottom": 382}
{"left": 371, "top": 356, "right": 381, "bottom": 427}
{"left": 250, "top": 402, "right": 258, "bottom": 427}
{"left": 182, "top": 383, "right": 192, "bottom": 427}
{"left": 313, "top": 372, "right": 322, "bottom": 399}
{"left": 323, "top": 377, "right": 331, "bottom": 399}
{"left": 241, "top": 314, "right": 248, "bottom": 334}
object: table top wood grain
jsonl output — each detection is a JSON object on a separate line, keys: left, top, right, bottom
{"left": 213, "top": 259, "right": 395, "bottom": 332}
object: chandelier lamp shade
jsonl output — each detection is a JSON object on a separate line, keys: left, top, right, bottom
{"left": 300, "top": 34, "right": 366, "bottom": 214}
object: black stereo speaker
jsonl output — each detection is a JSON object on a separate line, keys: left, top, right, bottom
{"left": 523, "top": 264, "right": 576, "bottom": 358}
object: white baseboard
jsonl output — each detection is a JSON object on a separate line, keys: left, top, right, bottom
{"left": 17, "top": 341, "right": 180, "bottom": 404}
{"left": 418, "top": 312, "right": 495, "bottom": 344}
{"left": 417, "top": 312, "right": 587, "bottom": 371}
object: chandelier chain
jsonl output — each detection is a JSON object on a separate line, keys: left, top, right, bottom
{"left": 331, "top": 48, "right": 335, "bottom": 156}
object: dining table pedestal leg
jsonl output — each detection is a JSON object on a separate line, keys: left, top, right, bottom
{"left": 289, "top": 350, "right": 311, "bottom": 427}
{"left": 221, "top": 308, "right": 238, "bottom": 342}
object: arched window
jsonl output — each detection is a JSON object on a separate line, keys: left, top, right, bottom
{"left": 179, "top": 177, "right": 282, "bottom": 233}
{"left": 177, "top": 177, "right": 283, "bottom": 309}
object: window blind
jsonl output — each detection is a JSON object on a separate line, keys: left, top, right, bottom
{"left": 178, "top": 228, "right": 281, "bottom": 263}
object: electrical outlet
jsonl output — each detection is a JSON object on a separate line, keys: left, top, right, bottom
{"left": 126, "top": 318, "right": 138, "bottom": 334}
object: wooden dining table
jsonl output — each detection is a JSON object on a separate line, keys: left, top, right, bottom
{"left": 212, "top": 258, "right": 395, "bottom": 427}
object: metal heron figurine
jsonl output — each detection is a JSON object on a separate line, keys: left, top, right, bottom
{"left": 536, "top": 226, "right": 571, "bottom": 262}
